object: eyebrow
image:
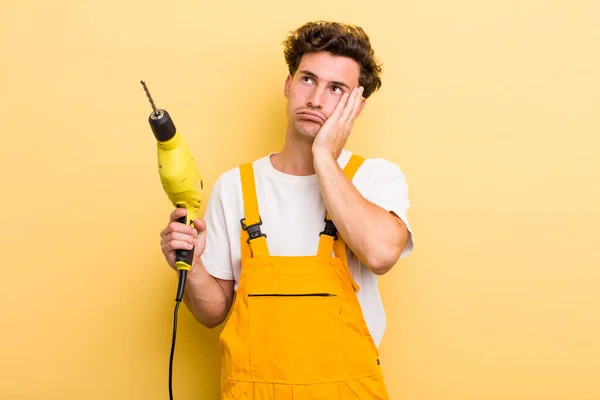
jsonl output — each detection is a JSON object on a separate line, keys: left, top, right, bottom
{"left": 299, "top": 70, "right": 351, "bottom": 90}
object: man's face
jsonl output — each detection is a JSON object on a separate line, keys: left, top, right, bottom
{"left": 284, "top": 51, "right": 362, "bottom": 140}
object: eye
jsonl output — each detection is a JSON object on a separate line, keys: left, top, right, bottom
{"left": 331, "top": 86, "right": 343, "bottom": 94}
{"left": 302, "top": 76, "right": 314, "bottom": 84}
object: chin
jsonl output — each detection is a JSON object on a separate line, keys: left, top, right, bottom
{"left": 294, "top": 122, "right": 320, "bottom": 140}
{"left": 295, "top": 130, "right": 318, "bottom": 141}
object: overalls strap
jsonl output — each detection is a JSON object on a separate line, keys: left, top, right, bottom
{"left": 239, "top": 153, "right": 365, "bottom": 261}
{"left": 316, "top": 153, "right": 366, "bottom": 257}
{"left": 239, "top": 162, "right": 269, "bottom": 257}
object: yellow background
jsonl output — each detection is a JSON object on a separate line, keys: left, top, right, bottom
{"left": 1, "top": 0, "right": 599, "bottom": 399}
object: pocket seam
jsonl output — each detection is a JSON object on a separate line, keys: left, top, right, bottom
{"left": 224, "top": 380, "right": 252, "bottom": 400}
{"left": 344, "top": 380, "right": 364, "bottom": 400}
{"left": 344, "top": 375, "right": 386, "bottom": 400}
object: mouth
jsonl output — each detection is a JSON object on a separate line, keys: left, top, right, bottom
{"left": 297, "top": 111, "right": 325, "bottom": 124}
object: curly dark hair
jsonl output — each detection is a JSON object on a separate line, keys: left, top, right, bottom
{"left": 283, "top": 21, "right": 383, "bottom": 98}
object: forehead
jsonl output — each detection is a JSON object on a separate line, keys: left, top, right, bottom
{"left": 296, "top": 51, "right": 360, "bottom": 87}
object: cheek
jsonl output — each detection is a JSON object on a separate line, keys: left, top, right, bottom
{"left": 286, "top": 90, "right": 298, "bottom": 108}
{"left": 290, "top": 86, "right": 309, "bottom": 101}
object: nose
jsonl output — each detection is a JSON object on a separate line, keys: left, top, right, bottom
{"left": 306, "top": 86, "right": 324, "bottom": 109}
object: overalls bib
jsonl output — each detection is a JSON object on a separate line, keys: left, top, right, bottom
{"left": 219, "top": 154, "right": 390, "bottom": 399}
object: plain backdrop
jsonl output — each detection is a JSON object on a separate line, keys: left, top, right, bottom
{"left": 1, "top": 0, "right": 599, "bottom": 399}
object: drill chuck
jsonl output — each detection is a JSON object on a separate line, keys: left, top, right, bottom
{"left": 149, "top": 109, "right": 177, "bottom": 142}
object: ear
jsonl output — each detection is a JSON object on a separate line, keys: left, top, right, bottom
{"left": 284, "top": 74, "right": 292, "bottom": 99}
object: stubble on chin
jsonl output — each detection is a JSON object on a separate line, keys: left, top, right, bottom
{"left": 293, "top": 120, "right": 320, "bottom": 141}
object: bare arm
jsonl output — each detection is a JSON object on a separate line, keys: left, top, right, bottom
{"left": 181, "top": 263, "right": 234, "bottom": 328}
{"left": 314, "top": 151, "right": 409, "bottom": 275}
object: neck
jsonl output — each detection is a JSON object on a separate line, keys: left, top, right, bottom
{"left": 270, "top": 129, "right": 316, "bottom": 176}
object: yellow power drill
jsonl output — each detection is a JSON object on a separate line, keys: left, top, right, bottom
{"left": 140, "top": 80, "right": 203, "bottom": 399}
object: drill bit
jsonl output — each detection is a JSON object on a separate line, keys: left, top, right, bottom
{"left": 140, "top": 80, "right": 159, "bottom": 116}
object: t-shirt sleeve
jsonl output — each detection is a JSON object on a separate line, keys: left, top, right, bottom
{"left": 200, "top": 175, "right": 235, "bottom": 280}
{"left": 359, "top": 159, "right": 415, "bottom": 259}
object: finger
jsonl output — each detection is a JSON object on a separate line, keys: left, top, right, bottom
{"left": 164, "top": 231, "right": 197, "bottom": 245}
{"left": 352, "top": 86, "right": 364, "bottom": 114}
{"left": 193, "top": 229, "right": 207, "bottom": 258}
{"left": 162, "top": 239, "right": 195, "bottom": 253}
{"left": 170, "top": 207, "right": 187, "bottom": 222}
{"left": 340, "top": 87, "right": 360, "bottom": 123}
{"left": 162, "top": 236, "right": 195, "bottom": 252}
{"left": 168, "top": 219, "right": 197, "bottom": 236}
{"left": 194, "top": 230, "right": 206, "bottom": 249}
{"left": 163, "top": 208, "right": 187, "bottom": 238}
{"left": 329, "top": 92, "right": 349, "bottom": 122}
{"left": 161, "top": 223, "right": 189, "bottom": 239}
{"left": 193, "top": 218, "right": 206, "bottom": 232}
{"left": 341, "top": 87, "right": 362, "bottom": 127}
{"left": 354, "top": 86, "right": 364, "bottom": 111}
{"left": 346, "top": 86, "right": 364, "bottom": 126}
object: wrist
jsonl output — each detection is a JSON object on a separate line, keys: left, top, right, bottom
{"left": 176, "top": 259, "right": 203, "bottom": 286}
{"left": 312, "top": 148, "right": 336, "bottom": 168}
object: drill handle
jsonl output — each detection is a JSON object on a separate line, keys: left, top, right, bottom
{"left": 174, "top": 212, "right": 194, "bottom": 303}
{"left": 175, "top": 213, "right": 195, "bottom": 270}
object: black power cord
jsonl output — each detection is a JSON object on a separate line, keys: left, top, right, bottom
{"left": 169, "top": 269, "right": 187, "bottom": 400}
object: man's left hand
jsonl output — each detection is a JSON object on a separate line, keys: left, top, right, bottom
{"left": 312, "top": 86, "right": 365, "bottom": 160}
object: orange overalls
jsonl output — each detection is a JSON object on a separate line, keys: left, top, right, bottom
{"left": 219, "top": 154, "right": 390, "bottom": 399}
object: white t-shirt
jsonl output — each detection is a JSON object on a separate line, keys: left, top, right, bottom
{"left": 201, "top": 149, "right": 414, "bottom": 347}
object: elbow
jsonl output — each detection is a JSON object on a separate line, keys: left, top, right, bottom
{"left": 202, "top": 321, "right": 222, "bottom": 329}
{"left": 366, "top": 251, "right": 400, "bottom": 275}
{"left": 200, "top": 317, "right": 225, "bottom": 329}
{"left": 366, "top": 232, "right": 408, "bottom": 275}
{"left": 193, "top": 312, "right": 228, "bottom": 329}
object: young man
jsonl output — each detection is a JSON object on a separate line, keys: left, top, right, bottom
{"left": 160, "top": 21, "right": 414, "bottom": 399}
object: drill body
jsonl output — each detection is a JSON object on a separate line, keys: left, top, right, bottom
{"left": 149, "top": 108, "right": 204, "bottom": 273}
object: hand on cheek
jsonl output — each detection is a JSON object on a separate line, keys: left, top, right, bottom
{"left": 312, "top": 86, "right": 365, "bottom": 160}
